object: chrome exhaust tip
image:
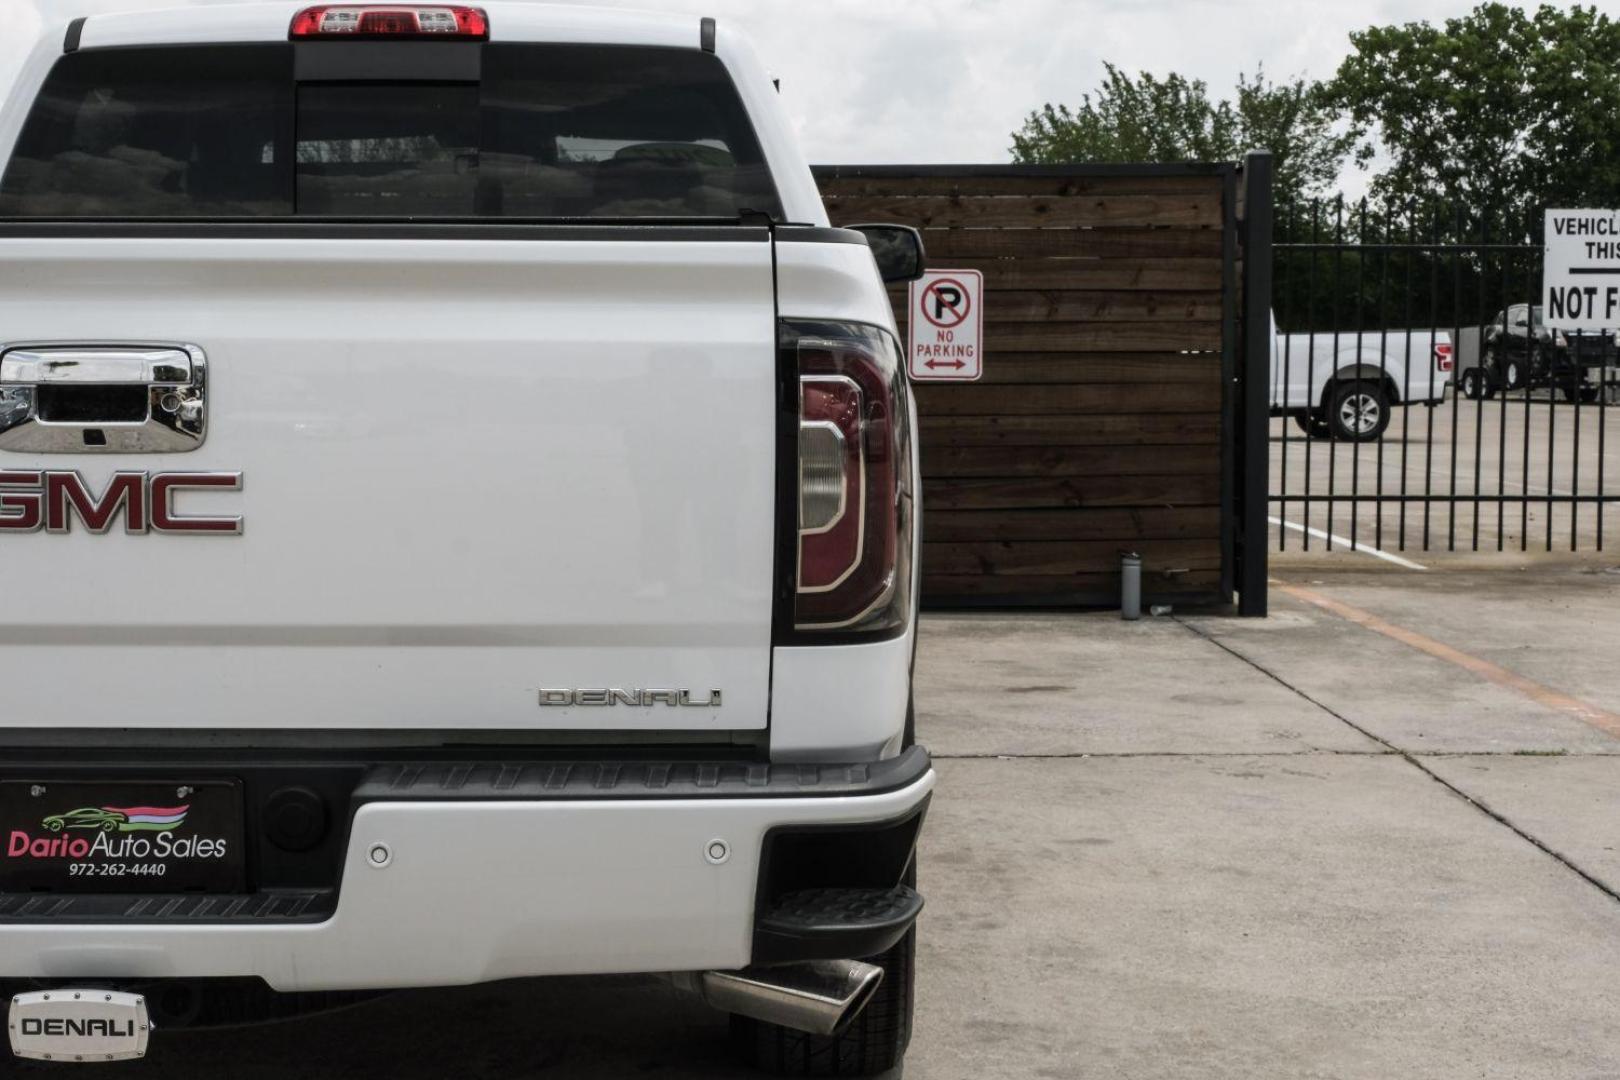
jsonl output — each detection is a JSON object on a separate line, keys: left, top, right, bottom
{"left": 667, "top": 959, "right": 884, "bottom": 1037}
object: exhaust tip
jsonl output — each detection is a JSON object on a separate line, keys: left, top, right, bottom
{"left": 682, "top": 959, "right": 886, "bottom": 1037}
{"left": 825, "top": 960, "right": 884, "bottom": 1036}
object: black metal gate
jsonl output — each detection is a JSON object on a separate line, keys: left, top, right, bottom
{"left": 1271, "top": 200, "right": 1620, "bottom": 555}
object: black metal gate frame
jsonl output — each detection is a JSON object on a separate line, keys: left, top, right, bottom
{"left": 1234, "top": 153, "right": 1274, "bottom": 615}
{"left": 1272, "top": 202, "right": 1614, "bottom": 555}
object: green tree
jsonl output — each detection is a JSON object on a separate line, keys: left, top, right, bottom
{"left": 1010, "top": 64, "right": 1353, "bottom": 206}
{"left": 1327, "top": 3, "right": 1620, "bottom": 223}
{"left": 1233, "top": 71, "right": 1355, "bottom": 210}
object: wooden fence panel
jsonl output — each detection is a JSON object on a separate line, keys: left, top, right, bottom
{"left": 816, "top": 165, "right": 1233, "bottom": 607}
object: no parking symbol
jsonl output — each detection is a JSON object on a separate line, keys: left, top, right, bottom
{"left": 908, "top": 269, "right": 983, "bottom": 381}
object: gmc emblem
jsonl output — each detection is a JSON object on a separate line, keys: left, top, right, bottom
{"left": 0, "top": 470, "right": 242, "bottom": 535}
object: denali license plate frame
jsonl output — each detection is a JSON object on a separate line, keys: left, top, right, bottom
{"left": 0, "top": 779, "right": 245, "bottom": 893}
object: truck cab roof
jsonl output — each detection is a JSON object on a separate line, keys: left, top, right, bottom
{"left": 74, "top": 2, "right": 707, "bottom": 50}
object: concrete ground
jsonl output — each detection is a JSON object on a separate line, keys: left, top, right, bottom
{"left": 1271, "top": 390, "right": 1620, "bottom": 561}
{"left": 15, "top": 567, "right": 1620, "bottom": 1078}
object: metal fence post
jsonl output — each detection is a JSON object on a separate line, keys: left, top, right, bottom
{"left": 1237, "top": 151, "right": 1273, "bottom": 616}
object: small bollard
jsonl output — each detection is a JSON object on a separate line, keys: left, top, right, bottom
{"left": 1120, "top": 552, "right": 1141, "bottom": 621}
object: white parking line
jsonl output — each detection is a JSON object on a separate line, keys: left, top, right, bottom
{"left": 1267, "top": 516, "right": 1429, "bottom": 571}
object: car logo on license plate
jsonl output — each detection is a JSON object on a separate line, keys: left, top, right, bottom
{"left": 8, "top": 989, "right": 150, "bottom": 1062}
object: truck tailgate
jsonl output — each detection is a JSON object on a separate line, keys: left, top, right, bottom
{"left": 0, "top": 233, "right": 778, "bottom": 732}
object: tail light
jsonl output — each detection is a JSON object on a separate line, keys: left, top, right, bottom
{"left": 290, "top": 5, "right": 489, "bottom": 38}
{"left": 782, "top": 321, "right": 914, "bottom": 635}
{"left": 1434, "top": 343, "right": 1454, "bottom": 372}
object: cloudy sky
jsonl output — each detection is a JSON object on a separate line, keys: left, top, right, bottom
{"left": 5, "top": 0, "right": 1619, "bottom": 193}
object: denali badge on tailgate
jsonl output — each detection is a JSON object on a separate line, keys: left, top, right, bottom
{"left": 539, "top": 689, "right": 723, "bottom": 707}
{"left": 9, "top": 990, "right": 151, "bottom": 1062}
{"left": 0, "top": 471, "right": 242, "bottom": 535}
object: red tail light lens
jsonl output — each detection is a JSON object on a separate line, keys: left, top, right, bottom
{"left": 290, "top": 5, "right": 489, "bottom": 38}
{"left": 785, "top": 321, "right": 914, "bottom": 634}
{"left": 1434, "top": 343, "right": 1454, "bottom": 372}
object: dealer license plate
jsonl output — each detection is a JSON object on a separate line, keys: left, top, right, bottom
{"left": 0, "top": 780, "right": 245, "bottom": 893}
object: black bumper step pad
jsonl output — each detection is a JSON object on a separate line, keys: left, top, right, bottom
{"left": 753, "top": 885, "right": 923, "bottom": 964}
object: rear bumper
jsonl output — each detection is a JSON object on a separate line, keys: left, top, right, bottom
{"left": 1556, "top": 341, "right": 1617, "bottom": 367}
{"left": 0, "top": 750, "right": 934, "bottom": 992}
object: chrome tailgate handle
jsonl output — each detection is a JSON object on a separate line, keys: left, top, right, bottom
{"left": 0, "top": 343, "right": 208, "bottom": 454}
{"left": 0, "top": 347, "right": 194, "bottom": 386}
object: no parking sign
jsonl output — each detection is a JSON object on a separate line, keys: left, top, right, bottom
{"left": 908, "top": 269, "right": 983, "bottom": 381}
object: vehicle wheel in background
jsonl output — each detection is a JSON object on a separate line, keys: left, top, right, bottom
{"left": 1293, "top": 413, "right": 1332, "bottom": 439}
{"left": 734, "top": 917, "right": 915, "bottom": 1076}
{"left": 1484, "top": 346, "right": 1508, "bottom": 390}
{"left": 1560, "top": 375, "right": 1600, "bottom": 404}
{"left": 1327, "top": 380, "right": 1391, "bottom": 442}
{"left": 1503, "top": 357, "right": 1525, "bottom": 391}
{"left": 1460, "top": 368, "right": 1493, "bottom": 401}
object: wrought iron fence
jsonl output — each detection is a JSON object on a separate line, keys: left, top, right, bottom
{"left": 1271, "top": 200, "right": 1619, "bottom": 555}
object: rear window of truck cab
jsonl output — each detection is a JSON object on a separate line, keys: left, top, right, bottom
{"left": 0, "top": 43, "right": 784, "bottom": 220}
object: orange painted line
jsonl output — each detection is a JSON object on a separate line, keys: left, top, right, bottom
{"left": 1276, "top": 582, "right": 1620, "bottom": 740}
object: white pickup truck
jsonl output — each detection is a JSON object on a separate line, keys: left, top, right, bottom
{"left": 1270, "top": 318, "right": 1455, "bottom": 441}
{"left": 0, "top": 6, "right": 932, "bottom": 1075}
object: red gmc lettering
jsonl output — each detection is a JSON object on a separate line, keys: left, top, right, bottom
{"left": 151, "top": 473, "right": 243, "bottom": 534}
{"left": 0, "top": 472, "right": 241, "bottom": 535}
{"left": 47, "top": 471, "right": 146, "bottom": 534}
{"left": 0, "top": 470, "right": 42, "bottom": 531}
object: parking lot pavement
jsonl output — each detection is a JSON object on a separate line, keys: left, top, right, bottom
{"left": 1422, "top": 753, "right": 1620, "bottom": 895}
{"left": 1266, "top": 565, "right": 1620, "bottom": 719}
{"left": 18, "top": 568, "right": 1620, "bottom": 1079}
{"left": 917, "top": 755, "right": 1620, "bottom": 1080}
{"left": 1183, "top": 569, "right": 1620, "bottom": 753}
{"left": 911, "top": 612, "right": 1379, "bottom": 756}
{"left": 1270, "top": 392, "right": 1620, "bottom": 561}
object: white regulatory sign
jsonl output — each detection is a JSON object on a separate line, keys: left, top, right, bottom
{"left": 907, "top": 269, "right": 983, "bottom": 382}
{"left": 1544, "top": 208, "right": 1620, "bottom": 331}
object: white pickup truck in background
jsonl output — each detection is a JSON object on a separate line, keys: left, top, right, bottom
{"left": 0, "top": 5, "right": 931, "bottom": 1075}
{"left": 1270, "top": 315, "right": 1455, "bottom": 441}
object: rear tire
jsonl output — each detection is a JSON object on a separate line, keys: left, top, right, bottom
{"left": 1327, "top": 380, "right": 1391, "bottom": 442}
{"left": 1293, "top": 413, "right": 1331, "bottom": 439}
{"left": 1460, "top": 368, "right": 1492, "bottom": 401}
{"left": 734, "top": 893, "right": 916, "bottom": 1076}
{"left": 1551, "top": 357, "right": 1595, "bottom": 403}
{"left": 1560, "top": 376, "right": 1600, "bottom": 404}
